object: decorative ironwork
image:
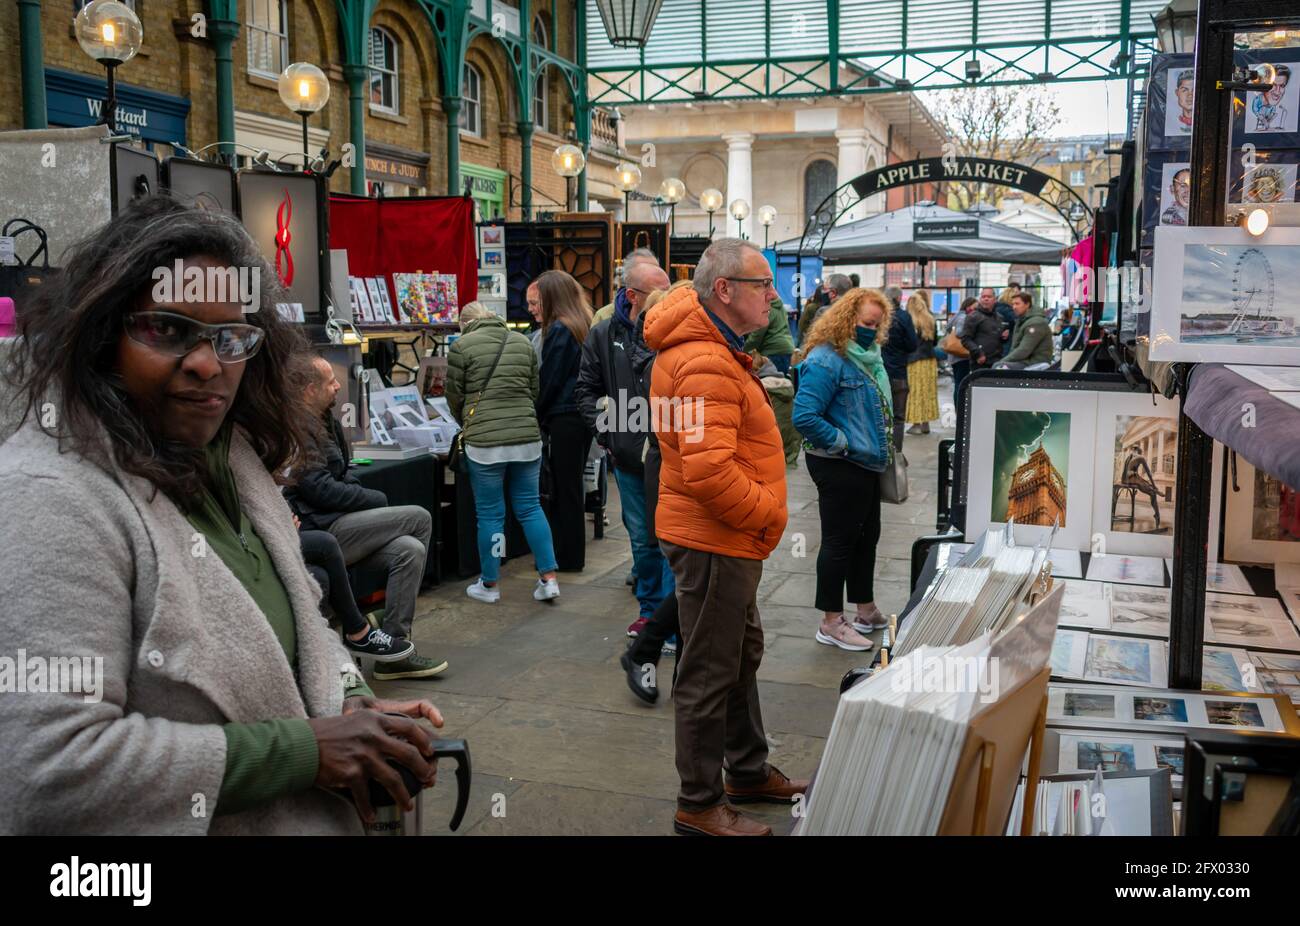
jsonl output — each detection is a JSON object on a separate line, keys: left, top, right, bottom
{"left": 504, "top": 219, "right": 614, "bottom": 321}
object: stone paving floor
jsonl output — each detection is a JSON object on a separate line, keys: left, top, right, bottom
{"left": 376, "top": 385, "right": 956, "bottom": 835}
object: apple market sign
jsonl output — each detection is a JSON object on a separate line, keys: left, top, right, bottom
{"left": 850, "top": 156, "right": 1050, "bottom": 199}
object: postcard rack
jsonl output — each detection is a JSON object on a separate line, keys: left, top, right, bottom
{"left": 938, "top": 667, "right": 1052, "bottom": 836}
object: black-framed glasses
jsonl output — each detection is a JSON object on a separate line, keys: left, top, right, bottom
{"left": 726, "top": 277, "right": 775, "bottom": 290}
{"left": 124, "top": 311, "right": 265, "bottom": 364}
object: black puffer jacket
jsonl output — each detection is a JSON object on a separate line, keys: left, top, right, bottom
{"left": 284, "top": 413, "right": 387, "bottom": 530}
{"left": 576, "top": 311, "right": 651, "bottom": 473}
{"left": 960, "top": 306, "right": 1005, "bottom": 367}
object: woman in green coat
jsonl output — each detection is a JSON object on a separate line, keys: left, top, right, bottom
{"left": 446, "top": 303, "right": 560, "bottom": 604}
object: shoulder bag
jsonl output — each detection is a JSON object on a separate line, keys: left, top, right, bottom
{"left": 447, "top": 329, "right": 509, "bottom": 473}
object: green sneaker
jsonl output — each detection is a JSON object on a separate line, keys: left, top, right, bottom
{"left": 372, "top": 653, "right": 448, "bottom": 680}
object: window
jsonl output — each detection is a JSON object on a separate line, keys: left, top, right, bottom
{"left": 246, "top": 0, "right": 288, "bottom": 77}
{"left": 532, "top": 17, "right": 548, "bottom": 131}
{"left": 461, "top": 63, "right": 483, "bottom": 136}
{"left": 76, "top": 0, "right": 136, "bottom": 11}
{"left": 368, "top": 28, "right": 399, "bottom": 113}
{"left": 1070, "top": 169, "right": 1086, "bottom": 186}
{"left": 803, "top": 159, "right": 838, "bottom": 229}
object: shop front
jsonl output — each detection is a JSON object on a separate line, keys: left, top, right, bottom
{"left": 364, "top": 142, "right": 429, "bottom": 197}
{"left": 44, "top": 67, "right": 189, "bottom": 153}
{"left": 461, "top": 162, "right": 507, "bottom": 222}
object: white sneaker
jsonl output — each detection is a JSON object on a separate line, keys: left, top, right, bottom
{"left": 466, "top": 578, "right": 500, "bottom": 603}
{"left": 533, "top": 577, "right": 560, "bottom": 601}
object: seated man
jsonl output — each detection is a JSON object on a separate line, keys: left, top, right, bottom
{"left": 285, "top": 356, "right": 447, "bottom": 680}
{"left": 298, "top": 523, "right": 413, "bottom": 662}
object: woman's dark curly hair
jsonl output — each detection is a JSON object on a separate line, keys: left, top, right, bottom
{"left": 2, "top": 192, "right": 316, "bottom": 500}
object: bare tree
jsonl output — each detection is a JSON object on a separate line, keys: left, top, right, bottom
{"left": 931, "top": 86, "right": 1062, "bottom": 210}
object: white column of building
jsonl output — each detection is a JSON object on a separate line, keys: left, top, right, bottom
{"left": 722, "top": 132, "right": 754, "bottom": 241}
{"left": 834, "top": 129, "right": 869, "bottom": 224}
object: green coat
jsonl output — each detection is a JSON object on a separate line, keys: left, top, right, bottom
{"left": 745, "top": 299, "right": 796, "bottom": 358}
{"left": 1001, "top": 308, "right": 1053, "bottom": 365}
{"left": 446, "top": 315, "right": 541, "bottom": 447}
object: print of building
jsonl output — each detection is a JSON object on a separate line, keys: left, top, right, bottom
{"left": 1007, "top": 445, "right": 1067, "bottom": 528}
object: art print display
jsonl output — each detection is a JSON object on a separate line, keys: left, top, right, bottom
{"left": 1151, "top": 226, "right": 1300, "bottom": 365}
{"left": 1250, "top": 652, "right": 1300, "bottom": 704}
{"left": 1091, "top": 393, "right": 1180, "bottom": 557}
{"left": 1056, "top": 579, "right": 1111, "bottom": 630}
{"left": 1157, "top": 162, "right": 1191, "bottom": 226}
{"left": 1202, "top": 646, "right": 1260, "bottom": 692}
{"left": 1057, "top": 732, "right": 1185, "bottom": 781}
{"left": 1223, "top": 454, "right": 1300, "bottom": 564}
{"left": 1165, "top": 66, "right": 1196, "bottom": 138}
{"left": 1107, "top": 585, "right": 1171, "bottom": 637}
{"left": 1050, "top": 630, "right": 1167, "bottom": 688}
{"left": 364, "top": 278, "right": 393, "bottom": 323}
{"left": 1051, "top": 684, "right": 1286, "bottom": 733}
{"left": 393, "top": 272, "right": 459, "bottom": 326}
{"left": 1203, "top": 592, "right": 1300, "bottom": 652}
{"left": 348, "top": 276, "right": 374, "bottom": 323}
{"left": 1242, "top": 163, "right": 1298, "bottom": 204}
{"left": 375, "top": 279, "right": 398, "bottom": 323}
{"left": 966, "top": 387, "right": 1097, "bottom": 551}
{"left": 1244, "top": 63, "right": 1299, "bottom": 134}
{"left": 481, "top": 246, "right": 505, "bottom": 268}
{"left": 1085, "top": 553, "right": 1166, "bottom": 587}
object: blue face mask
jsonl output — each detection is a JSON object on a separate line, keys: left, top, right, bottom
{"left": 854, "top": 326, "right": 877, "bottom": 349}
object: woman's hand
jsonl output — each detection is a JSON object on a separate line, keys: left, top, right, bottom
{"left": 309, "top": 701, "right": 443, "bottom": 825}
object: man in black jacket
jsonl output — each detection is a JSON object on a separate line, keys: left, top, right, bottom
{"left": 286, "top": 356, "right": 446, "bottom": 680}
{"left": 960, "top": 288, "right": 1007, "bottom": 375}
{"left": 881, "top": 286, "right": 919, "bottom": 452}
{"left": 576, "top": 259, "right": 672, "bottom": 636}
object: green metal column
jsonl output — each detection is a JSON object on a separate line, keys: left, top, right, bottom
{"left": 575, "top": 0, "right": 589, "bottom": 209}
{"left": 444, "top": 96, "right": 462, "bottom": 195}
{"left": 17, "top": 0, "right": 47, "bottom": 128}
{"left": 209, "top": 9, "right": 240, "bottom": 164}
{"left": 343, "top": 64, "right": 368, "bottom": 194}
{"left": 518, "top": 119, "right": 535, "bottom": 219}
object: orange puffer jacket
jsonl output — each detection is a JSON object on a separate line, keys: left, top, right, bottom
{"left": 643, "top": 285, "right": 788, "bottom": 560}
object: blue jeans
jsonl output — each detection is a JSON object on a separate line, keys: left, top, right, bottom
{"left": 614, "top": 466, "right": 672, "bottom": 618}
{"left": 467, "top": 457, "right": 558, "bottom": 583}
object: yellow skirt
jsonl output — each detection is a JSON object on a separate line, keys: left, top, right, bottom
{"left": 906, "top": 358, "right": 940, "bottom": 424}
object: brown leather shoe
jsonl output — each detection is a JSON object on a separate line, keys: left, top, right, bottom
{"left": 674, "top": 804, "right": 773, "bottom": 836}
{"left": 724, "top": 766, "right": 810, "bottom": 804}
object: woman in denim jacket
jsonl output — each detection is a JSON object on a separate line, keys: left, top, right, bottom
{"left": 793, "top": 289, "right": 893, "bottom": 652}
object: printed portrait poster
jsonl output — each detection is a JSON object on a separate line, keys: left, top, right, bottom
{"left": 1242, "top": 163, "right": 1298, "bottom": 204}
{"left": 1165, "top": 67, "right": 1195, "bottom": 139}
{"left": 1158, "top": 163, "right": 1191, "bottom": 226}
{"left": 1246, "top": 63, "right": 1300, "bottom": 134}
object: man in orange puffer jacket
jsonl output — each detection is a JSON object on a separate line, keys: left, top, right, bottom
{"left": 643, "top": 238, "right": 807, "bottom": 837}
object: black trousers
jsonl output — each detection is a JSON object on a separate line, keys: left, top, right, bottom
{"left": 888, "top": 376, "right": 909, "bottom": 452}
{"left": 543, "top": 412, "right": 590, "bottom": 571}
{"left": 299, "top": 529, "right": 368, "bottom": 636}
{"left": 805, "top": 454, "right": 882, "bottom": 614}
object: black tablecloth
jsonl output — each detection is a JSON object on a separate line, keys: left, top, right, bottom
{"left": 352, "top": 453, "right": 446, "bottom": 587}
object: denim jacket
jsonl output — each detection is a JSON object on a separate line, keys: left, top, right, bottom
{"left": 792, "top": 344, "right": 891, "bottom": 472}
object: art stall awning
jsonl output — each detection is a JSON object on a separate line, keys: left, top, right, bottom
{"left": 774, "top": 203, "right": 1069, "bottom": 265}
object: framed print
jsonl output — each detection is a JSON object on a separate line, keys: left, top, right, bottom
{"left": 364, "top": 278, "right": 391, "bottom": 323}
{"left": 1048, "top": 684, "right": 1287, "bottom": 734}
{"left": 1056, "top": 731, "right": 1186, "bottom": 783}
{"left": 375, "top": 278, "right": 398, "bottom": 323}
{"left": 349, "top": 276, "right": 374, "bottom": 323}
{"left": 1151, "top": 225, "right": 1300, "bottom": 365}
{"left": 478, "top": 224, "right": 504, "bottom": 247}
{"left": 965, "top": 386, "right": 1098, "bottom": 551}
{"left": 1243, "top": 62, "right": 1299, "bottom": 135}
{"left": 1164, "top": 65, "right": 1196, "bottom": 139}
{"left": 1223, "top": 454, "right": 1300, "bottom": 564}
{"left": 1157, "top": 162, "right": 1191, "bottom": 226}
{"left": 1091, "top": 392, "right": 1180, "bottom": 557}
{"left": 481, "top": 245, "right": 505, "bottom": 268}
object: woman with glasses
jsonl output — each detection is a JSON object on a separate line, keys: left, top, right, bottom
{"left": 534, "top": 270, "right": 593, "bottom": 572}
{"left": 0, "top": 195, "right": 442, "bottom": 834}
{"left": 792, "top": 289, "right": 894, "bottom": 652}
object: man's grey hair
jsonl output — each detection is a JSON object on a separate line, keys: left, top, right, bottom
{"left": 693, "top": 237, "right": 765, "bottom": 302}
{"left": 825, "top": 273, "right": 853, "bottom": 295}
{"left": 884, "top": 285, "right": 902, "bottom": 307}
{"left": 619, "top": 247, "right": 659, "bottom": 285}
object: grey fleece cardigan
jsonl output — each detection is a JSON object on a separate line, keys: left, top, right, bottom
{"left": 0, "top": 417, "right": 362, "bottom": 835}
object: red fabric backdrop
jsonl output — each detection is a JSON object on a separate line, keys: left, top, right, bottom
{"left": 328, "top": 195, "right": 477, "bottom": 315}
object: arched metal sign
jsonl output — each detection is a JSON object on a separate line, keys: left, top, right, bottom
{"left": 796, "top": 156, "right": 1093, "bottom": 260}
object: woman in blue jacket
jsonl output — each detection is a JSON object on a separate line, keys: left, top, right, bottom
{"left": 793, "top": 289, "right": 893, "bottom": 652}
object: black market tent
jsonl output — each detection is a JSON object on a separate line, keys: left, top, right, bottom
{"left": 774, "top": 202, "right": 1068, "bottom": 265}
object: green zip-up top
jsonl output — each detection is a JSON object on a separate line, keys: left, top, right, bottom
{"left": 185, "top": 424, "right": 372, "bottom": 815}
{"left": 445, "top": 315, "right": 542, "bottom": 447}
